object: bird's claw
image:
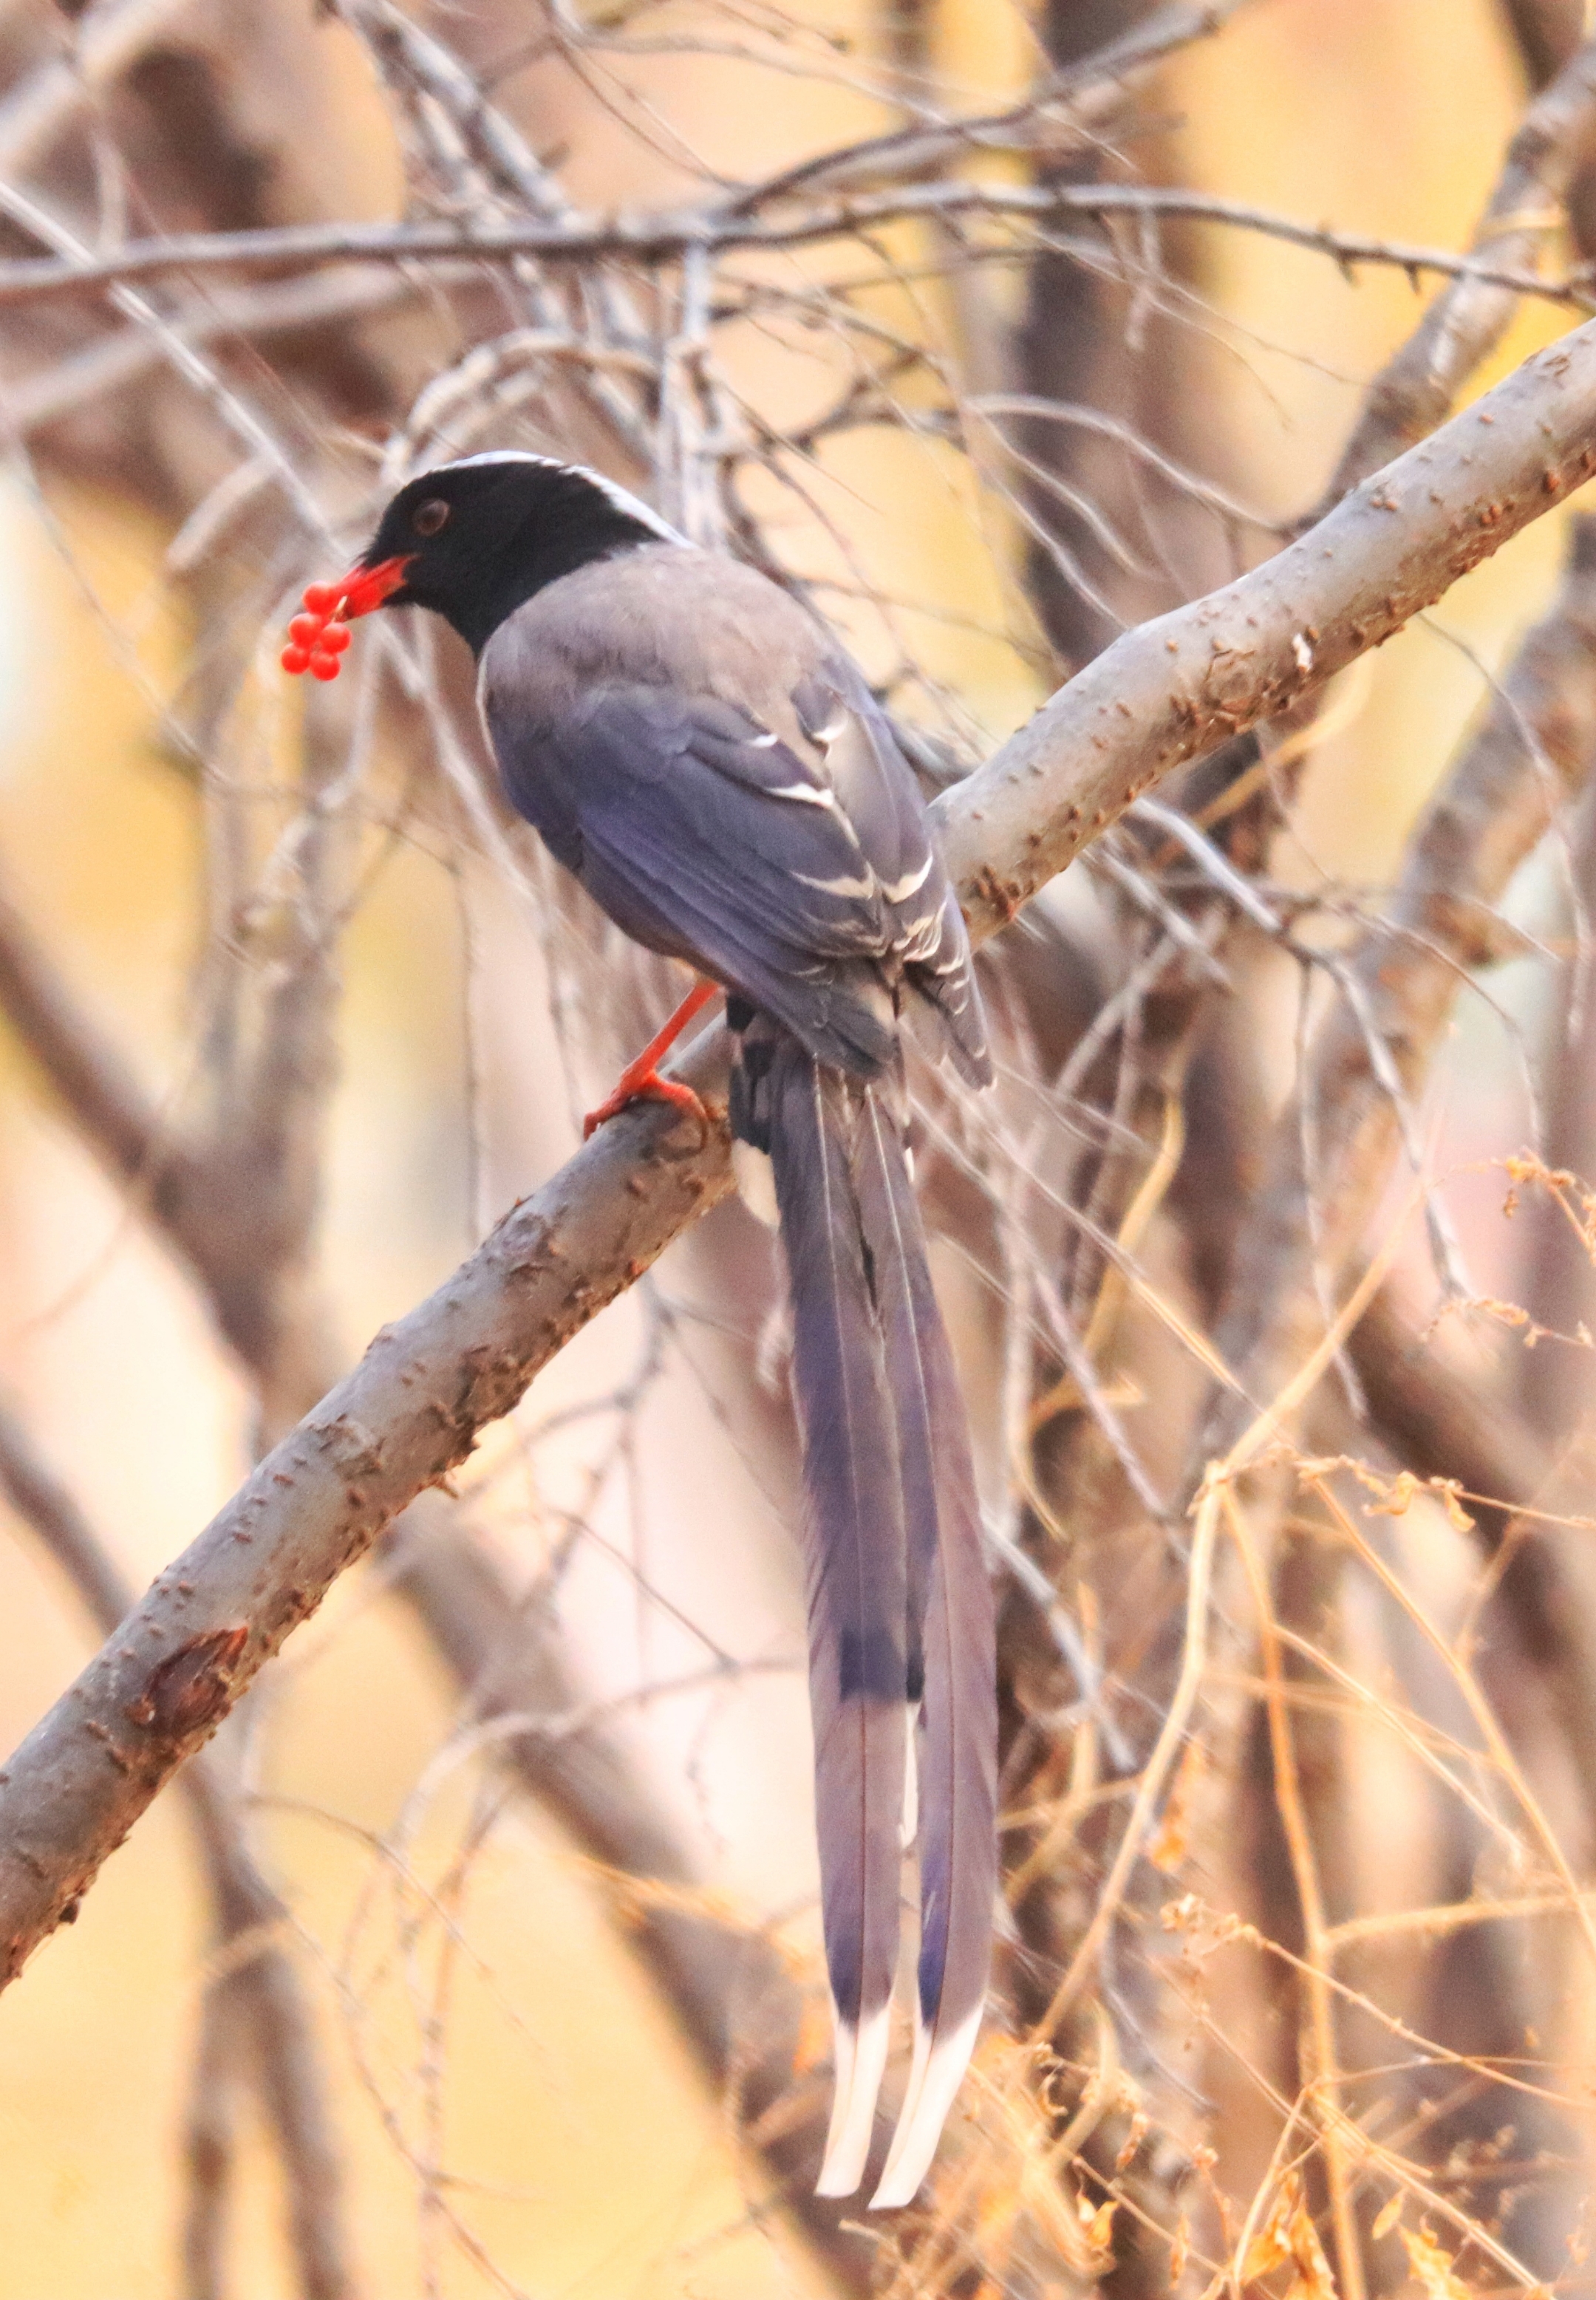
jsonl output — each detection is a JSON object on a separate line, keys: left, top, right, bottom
{"left": 582, "top": 1067, "right": 709, "bottom": 1144}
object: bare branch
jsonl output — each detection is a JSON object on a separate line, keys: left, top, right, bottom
{"left": 952, "top": 324, "right": 1596, "bottom": 948}
{"left": 1498, "top": 0, "right": 1587, "bottom": 93}
{"left": 0, "top": 182, "right": 1588, "bottom": 311}
{"left": 1349, "top": 1286, "right": 1596, "bottom": 1833}
{"left": 1205, "top": 509, "right": 1596, "bottom": 1454}
{"left": 1348, "top": 1291, "right": 1547, "bottom": 1560}
{"left": 1326, "top": 27, "right": 1596, "bottom": 498}
{"left": 0, "top": 861, "right": 194, "bottom": 1203}
{"left": 0, "top": 0, "right": 197, "bottom": 177}
{"left": 1519, "top": 781, "right": 1596, "bottom": 1434}
{"left": 8, "top": 267, "right": 423, "bottom": 440}
{"left": 720, "top": 0, "right": 1257, "bottom": 206}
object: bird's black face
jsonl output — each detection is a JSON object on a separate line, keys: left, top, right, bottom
{"left": 360, "top": 456, "right": 678, "bottom": 655}
{"left": 282, "top": 454, "right": 679, "bottom": 678}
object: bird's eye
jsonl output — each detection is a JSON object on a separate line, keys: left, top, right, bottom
{"left": 413, "top": 498, "right": 451, "bottom": 538}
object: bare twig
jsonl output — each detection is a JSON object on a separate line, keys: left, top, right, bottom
{"left": 1348, "top": 1287, "right": 1596, "bottom": 1822}
{"left": 0, "top": 0, "right": 198, "bottom": 177}
{"left": 1204, "top": 512, "right": 1596, "bottom": 1458}
{"left": 1325, "top": 27, "right": 1596, "bottom": 498}
{"left": 1520, "top": 779, "right": 1596, "bottom": 1435}
{"left": 719, "top": 0, "right": 1255, "bottom": 208}
{"left": 0, "top": 185, "right": 1586, "bottom": 310}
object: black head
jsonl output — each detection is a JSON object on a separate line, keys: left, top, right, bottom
{"left": 357, "top": 454, "right": 683, "bottom": 655}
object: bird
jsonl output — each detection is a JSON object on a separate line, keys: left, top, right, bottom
{"left": 284, "top": 451, "right": 998, "bottom": 2208}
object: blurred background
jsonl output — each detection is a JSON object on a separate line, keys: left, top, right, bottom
{"left": 1, "top": 0, "right": 1595, "bottom": 2294}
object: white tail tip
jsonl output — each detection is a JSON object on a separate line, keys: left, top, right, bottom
{"left": 815, "top": 1999, "right": 892, "bottom": 2197}
{"left": 870, "top": 2000, "right": 983, "bottom": 2209}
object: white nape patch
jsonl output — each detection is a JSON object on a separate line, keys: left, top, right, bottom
{"left": 881, "top": 856, "right": 934, "bottom": 903}
{"left": 731, "top": 1139, "right": 779, "bottom": 1229}
{"left": 899, "top": 1706, "right": 919, "bottom": 1851}
{"left": 768, "top": 782, "right": 835, "bottom": 807}
{"left": 429, "top": 451, "right": 688, "bottom": 546}
{"left": 816, "top": 1999, "right": 893, "bottom": 2199}
{"left": 870, "top": 1999, "right": 983, "bottom": 2210}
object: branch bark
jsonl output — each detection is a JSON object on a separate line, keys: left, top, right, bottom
{"left": 0, "top": 185, "right": 1583, "bottom": 310}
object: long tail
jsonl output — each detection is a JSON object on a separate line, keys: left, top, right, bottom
{"left": 856, "top": 1088, "right": 996, "bottom": 2210}
{"left": 764, "top": 1042, "right": 908, "bottom": 2194}
{"left": 747, "top": 1030, "right": 995, "bottom": 2205}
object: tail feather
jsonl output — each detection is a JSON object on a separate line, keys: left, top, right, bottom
{"left": 743, "top": 1022, "right": 994, "bottom": 2204}
{"left": 764, "top": 1042, "right": 907, "bottom": 2191}
{"left": 857, "top": 1088, "right": 997, "bottom": 2208}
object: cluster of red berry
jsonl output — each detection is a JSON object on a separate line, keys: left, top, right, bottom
{"left": 280, "top": 583, "right": 354, "bottom": 680}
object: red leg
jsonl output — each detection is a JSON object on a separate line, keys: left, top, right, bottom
{"left": 583, "top": 980, "right": 719, "bottom": 1141}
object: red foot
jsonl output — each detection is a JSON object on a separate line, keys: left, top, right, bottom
{"left": 583, "top": 980, "right": 718, "bottom": 1142}
{"left": 583, "top": 1066, "right": 709, "bottom": 1141}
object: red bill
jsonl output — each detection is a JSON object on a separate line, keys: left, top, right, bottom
{"left": 280, "top": 555, "right": 412, "bottom": 680}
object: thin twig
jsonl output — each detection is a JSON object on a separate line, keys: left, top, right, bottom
{"left": 0, "top": 184, "right": 1586, "bottom": 310}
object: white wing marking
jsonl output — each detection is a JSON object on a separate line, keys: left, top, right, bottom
{"left": 882, "top": 856, "right": 934, "bottom": 902}
{"left": 794, "top": 867, "right": 879, "bottom": 901}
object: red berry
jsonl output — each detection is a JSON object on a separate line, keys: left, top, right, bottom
{"left": 288, "top": 614, "right": 322, "bottom": 645}
{"left": 320, "top": 621, "right": 351, "bottom": 652}
{"left": 302, "top": 582, "right": 336, "bottom": 613}
{"left": 281, "top": 645, "right": 310, "bottom": 674}
{"left": 309, "top": 655, "right": 341, "bottom": 681}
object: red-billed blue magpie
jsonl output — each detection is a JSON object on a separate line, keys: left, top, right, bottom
{"left": 288, "top": 452, "right": 997, "bottom": 2206}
